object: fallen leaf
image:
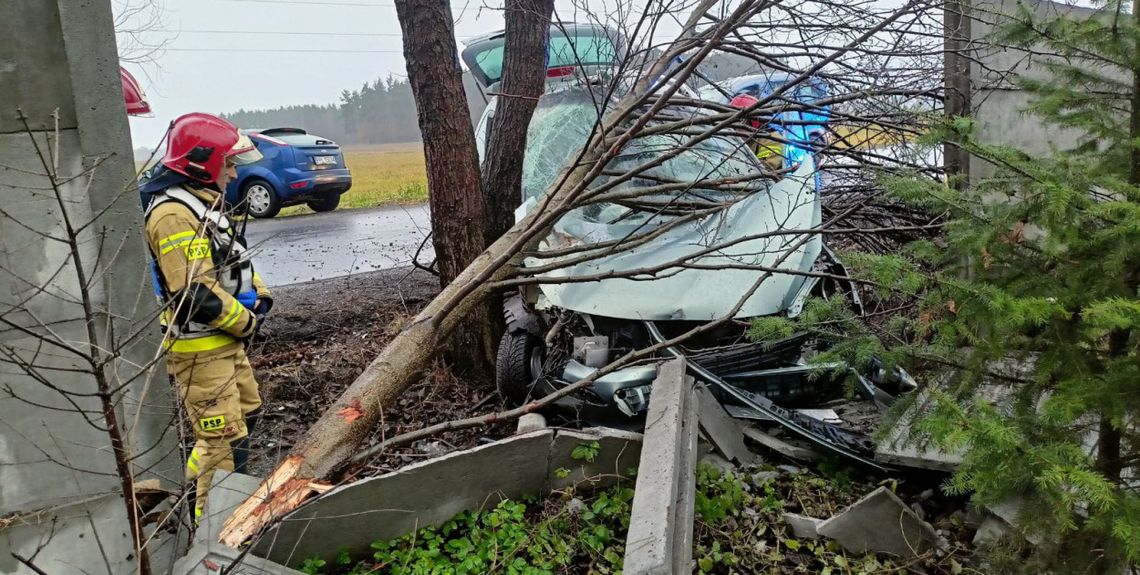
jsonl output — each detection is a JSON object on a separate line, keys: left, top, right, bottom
{"left": 1009, "top": 220, "right": 1026, "bottom": 244}
{"left": 981, "top": 247, "right": 993, "bottom": 270}
{"left": 948, "top": 299, "right": 958, "bottom": 314}
{"left": 338, "top": 398, "right": 364, "bottom": 423}
{"left": 997, "top": 220, "right": 1027, "bottom": 245}
{"left": 203, "top": 558, "right": 220, "bottom": 571}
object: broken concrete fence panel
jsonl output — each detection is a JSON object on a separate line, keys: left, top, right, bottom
{"left": 699, "top": 451, "right": 736, "bottom": 475}
{"left": 253, "top": 430, "right": 556, "bottom": 565}
{"left": 742, "top": 426, "right": 820, "bottom": 461}
{"left": 172, "top": 470, "right": 305, "bottom": 574}
{"left": 547, "top": 427, "right": 643, "bottom": 491}
{"left": 178, "top": 428, "right": 642, "bottom": 571}
{"left": 875, "top": 388, "right": 963, "bottom": 471}
{"left": 971, "top": 516, "right": 1012, "bottom": 546}
{"left": 816, "top": 486, "right": 940, "bottom": 558}
{"left": 673, "top": 384, "right": 700, "bottom": 575}
{"left": 172, "top": 540, "right": 307, "bottom": 575}
{"left": 516, "top": 412, "right": 548, "bottom": 434}
{"left": 694, "top": 383, "right": 754, "bottom": 465}
{"left": 783, "top": 513, "right": 824, "bottom": 540}
{"left": 982, "top": 497, "right": 1041, "bottom": 545}
{"left": 624, "top": 358, "right": 698, "bottom": 575}
{"left": 196, "top": 470, "right": 269, "bottom": 546}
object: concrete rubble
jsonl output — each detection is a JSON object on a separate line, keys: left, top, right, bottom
{"left": 742, "top": 425, "right": 821, "bottom": 461}
{"left": 694, "top": 384, "right": 755, "bottom": 465}
{"left": 516, "top": 412, "right": 548, "bottom": 434}
{"left": 168, "top": 355, "right": 986, "bottom": 574}
{"left": 816, "top": 486, "right": 942, "bottom": 558}
{"left": 783, "top": 513, "right": 824, "bottom": 539}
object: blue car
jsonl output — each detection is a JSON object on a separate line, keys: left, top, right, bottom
{"left": 226, "top": 128, "right": 352, "bottom": 218}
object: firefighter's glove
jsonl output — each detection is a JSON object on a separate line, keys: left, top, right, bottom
{"left": 252, "top": 312, "right": 271, "bottom": 342}
{"left": 254, "top": 296, "right": 273, "bottom": 316}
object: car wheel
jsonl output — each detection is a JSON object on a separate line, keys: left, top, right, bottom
{"left": 495, "top": 331, "right": 543, "bottom": 406}
{"left": 306, "top": 194, "right": 341, "bottom": 213}
{"left": 243, "top": 179, "right": 281, "bottom": 219}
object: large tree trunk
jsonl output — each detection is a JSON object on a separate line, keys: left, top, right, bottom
{"left": 481, "top": 0, "right": 555, "bottom": 243}
{"left": 394, "top": 0, "right": 494, "bottom": 374}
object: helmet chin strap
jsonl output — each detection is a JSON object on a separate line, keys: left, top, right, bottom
{"left": 184, "top": 179, "right": 224, "bottom": 196}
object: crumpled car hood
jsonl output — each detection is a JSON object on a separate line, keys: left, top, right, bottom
{"left": 518, "top": 157, "right": 821, "bottom": 321}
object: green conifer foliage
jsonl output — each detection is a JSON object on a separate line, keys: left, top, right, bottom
{"left": 765, "top": 2, "right": 1140, "bottom": 571}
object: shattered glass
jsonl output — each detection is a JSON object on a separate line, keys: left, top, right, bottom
{"left": 517, "top": 89, "right": 823, "bottom": 321}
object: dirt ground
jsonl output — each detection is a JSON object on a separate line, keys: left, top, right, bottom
{"left": 243, "top": 267, "right": 512, "bottom": 477}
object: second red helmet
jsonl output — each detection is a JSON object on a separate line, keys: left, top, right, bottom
{"left": 121, "top": 67, "right": 152, "bottom": 117}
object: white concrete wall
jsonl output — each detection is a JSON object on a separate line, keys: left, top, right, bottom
{"left": 969, "top": 0, "right": 1128, "bottom": 180}
{"left": 0, "top": 0, "right": 181, "bottom": 572}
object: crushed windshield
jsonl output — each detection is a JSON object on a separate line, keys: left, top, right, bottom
{"left": 521, "top": 90, "right": 765, "bottom": 226}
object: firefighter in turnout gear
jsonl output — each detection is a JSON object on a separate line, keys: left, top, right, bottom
{"left": 730, "top": 94, "right": 785, "bottom": 171}
{"left": 141, "top": 113, "right": 270, "bottom": 520}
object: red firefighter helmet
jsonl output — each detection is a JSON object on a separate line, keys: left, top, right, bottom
{"left": 161, "top": 113, "right": 262, "bottom": 185}
{"left": 120, "top": 67, "right": 152, "bottom": 117}
{"left": 729, "top": 93, "right": 762, "bottom": 129}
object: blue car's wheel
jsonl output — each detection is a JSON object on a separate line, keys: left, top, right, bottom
{"left": 243, "top": 179, "right": 281, "bottom": 219}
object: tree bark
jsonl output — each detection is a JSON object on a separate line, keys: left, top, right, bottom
{"left": 394, "top": 0, "right": 494, "bottom": 374}
{"left": 1100, "top": 1, "right": 1140, "bottom": 490}
{"left": 482, "top": 0, "right": 555, "bottom": 243}
{"left": 942, "top": 0, "right": 971, "bottom": 188}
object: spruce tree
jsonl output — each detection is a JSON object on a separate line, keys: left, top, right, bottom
{"left": 756, "top": 1, "right": 1140, "bottom": 571}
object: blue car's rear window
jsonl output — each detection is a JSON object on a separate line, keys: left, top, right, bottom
{"left": 273, "top": 133, "right": 335, "bottom": 147}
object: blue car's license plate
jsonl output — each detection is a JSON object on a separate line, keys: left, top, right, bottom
{"left": 314, "top": 156, "right": 337, "bottom": 165}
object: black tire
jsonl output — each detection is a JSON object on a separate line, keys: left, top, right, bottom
{"left": 495, "top": 331, "right": 541, "bottom": 406}
{"left": 306, "top": 194, "right": 341, "bottom": 213}
{"left": 243, "top": 179, "right": 281, "bottom": 219}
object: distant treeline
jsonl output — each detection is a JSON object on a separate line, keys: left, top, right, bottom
{"left": 221, "top": 54, "right": 760, "bottom": 146}
{"left": 223, "top": 74, "right": 487, "bottom": 146}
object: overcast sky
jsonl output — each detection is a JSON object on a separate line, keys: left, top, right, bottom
{"left": 116, "top": 0, "right": 693, "bottom": 148}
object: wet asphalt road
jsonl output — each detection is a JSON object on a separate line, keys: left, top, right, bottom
{"left": 244, "top": 204, "right": 433, "bottom": 286}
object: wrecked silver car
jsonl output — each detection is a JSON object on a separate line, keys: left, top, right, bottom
{"left": 486, "top": 85, "right": 917, "bottom": 470}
